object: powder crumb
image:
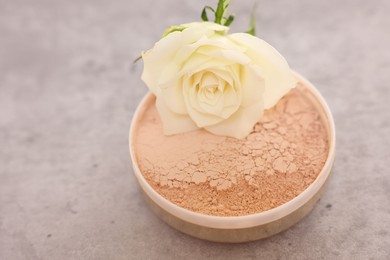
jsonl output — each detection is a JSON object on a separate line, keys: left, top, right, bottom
{"left": 209, "top": 179, "right": 219, "bottom": 187}
{"left": 263, "top": 122, "right": 277, "bottom": 130}
{"left": 192, "top": 171, "right": 207, "bottom": 184}
{"left": 277, "top": 127, "right": 287, "bottom": 135}
{"left": 287, "top": 163, "right": 298, "bottom": 173}
{"left": 134, "top": 83, "right": 329, "bottom": 216}
{"left": 273, "top": 157, "right": 289, "bottom": 173}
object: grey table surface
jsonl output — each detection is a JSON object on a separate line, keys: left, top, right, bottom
{"left": 1, "top": 0, "right": 389, "bottom": 259}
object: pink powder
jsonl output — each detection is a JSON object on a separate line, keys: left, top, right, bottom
{"left": 133, "top": 82, "right": 329, "bottom": 216}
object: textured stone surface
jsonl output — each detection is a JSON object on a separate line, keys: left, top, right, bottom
{"left": 0, "top": 0, "right": 389, "bottom": 259}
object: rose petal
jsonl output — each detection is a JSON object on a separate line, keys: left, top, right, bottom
{"left": 183, "top": 73, "right": 226, "bottom": 127}
{"left": 204, "top": 100, "right": 264, "bottom": 139}
{"left": 142, "top": 22, "right": 229, "bottom": 93}
{"left": 177, "top": 36, "right": 247, "bottom": 78}
{"left": 160, "top": 79, "right": 187, "bottom": 114}
{"left": 141, "top": 33, "right": 183, "bottom": 94}
{"left": 229, "top": 33, "right": 297, "bottom": 108}
{"left": 175, "top": 34, "right": 239, "bottom": 64}
{"left": 207, "top": 49, "right": 251, "bottom": 65}
{"left": 240, "top": 64, "right": 265, "bottom": 107}
{"left": 155, "top": 97, "right": 199, "bottom": 135}
{"left": 181, "top": 55, "right": 236, "bottom": 77}
{"left": 221, "top": 83, "right": 239, "bottom": 110}
{"left": 208, "top": 67, "right": 235, "bottom": 88}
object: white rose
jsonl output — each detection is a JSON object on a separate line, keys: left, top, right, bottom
{"left": 141, "top": 22, "right": 296, "bottom": 139}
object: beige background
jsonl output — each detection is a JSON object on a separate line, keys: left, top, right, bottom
{"left": 1, "top": 0, "right": 389, "bottom": 259}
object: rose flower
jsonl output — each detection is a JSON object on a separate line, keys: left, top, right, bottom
{"left": 141, "top": 22, "right": 296, "bottom": 139}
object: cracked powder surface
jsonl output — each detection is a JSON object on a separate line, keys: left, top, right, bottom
{"left": 133, "top": 82, "right": 329, "bottom": 216}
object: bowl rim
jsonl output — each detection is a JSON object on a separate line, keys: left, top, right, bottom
{"left": 129, "top": 71, "right": 336, "bottom": 229}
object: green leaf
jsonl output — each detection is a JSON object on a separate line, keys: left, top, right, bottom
{"left": 215, "top": 0, "right": 230, "bottom": 24}
{"left": 133, "top": 55, "right": 142, "bottom": 64}
{"left": 162, "top": 25, "right": 186, "bottom": 37}
{"left": 245, "top": 8, "right": 256, "bottom": 36}
{"left": 224, "top": 14, "right": 235, "bottom": 26}
{"left": 201, "top": 6, "right": 215, "bottom": 22}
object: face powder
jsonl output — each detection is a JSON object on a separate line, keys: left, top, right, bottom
{"left": 133, "top": 81, "right": 329, "bottom": 217}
